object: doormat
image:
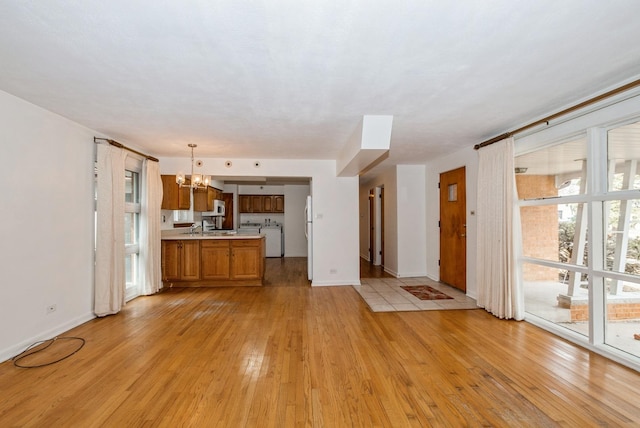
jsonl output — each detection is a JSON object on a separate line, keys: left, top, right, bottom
{"left": 401, "top": 285, "right": 454, "bottom": 300}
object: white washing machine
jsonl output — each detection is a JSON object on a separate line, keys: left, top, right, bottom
{"left": 262, "top": 225, "right": 283, "bottom": 257}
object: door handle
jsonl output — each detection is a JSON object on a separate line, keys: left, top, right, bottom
{"left": 460, "top": 233, "right": 466, "bottom": 237}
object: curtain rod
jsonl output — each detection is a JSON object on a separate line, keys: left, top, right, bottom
{"left": 474, "top": 77, "right": 640, "bottom": 150}
{"left": 93, "top": 137, "right": 159, "bottom": 162}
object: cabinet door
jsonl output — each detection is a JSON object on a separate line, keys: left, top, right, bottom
{"left": 162, "top": 240, "right": 181, "bottom": 280}
{"left": 250, "top": 195, "right": 263, "bottom": 213}
{"left": 180, "top": 240, "right": 201, "bottom": 280}
{"left": 231, "top": 240, "right": 261, "bottom": 279}
{"left": 262, "top": 195, "right": 273, "bottom": 212}
{"left": 239, "top": 195, "right": 252, "bottom": 213}
{"left": 161, "top": 175, "right": 191, "bottom": 210}
{"left": 273, "top": 195, "right": 284, "bottom": 213}
{"left": 194, "top": 187, "right": 217, "bottom": 212}
{"left": 201, "top": 241, "right": 230, "bottom": 279}
{"left": 193, "top": 188, "right": 208, "bottom": 211}
{"left": 221, "top": 193, "right": 234, "bottom": 229}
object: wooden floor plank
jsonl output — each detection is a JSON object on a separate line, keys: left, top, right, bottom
{"left": 1, "top": 258, "right": 640, "bottom": 427}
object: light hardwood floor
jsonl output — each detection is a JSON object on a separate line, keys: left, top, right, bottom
{"left": 1, "top": 258, "right": 640, "bottom": 426}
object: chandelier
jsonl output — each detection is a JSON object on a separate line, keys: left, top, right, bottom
{"left": 176, "top": 144, "right": 211, "bottom": 189}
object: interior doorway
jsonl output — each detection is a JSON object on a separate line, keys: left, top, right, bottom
{"left": 439, "top": 167, "right": 466, "bottom": 292}
{"left": 369, "top": 186, "right": 385, "bottom": 267}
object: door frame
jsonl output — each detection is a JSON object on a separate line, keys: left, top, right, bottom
{"left": 368, "top": 186, "right": 384, "bottom": 266}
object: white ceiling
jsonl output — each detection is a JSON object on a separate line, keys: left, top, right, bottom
{"left": 2, "top": 1, "right": 640, "bottom": 178}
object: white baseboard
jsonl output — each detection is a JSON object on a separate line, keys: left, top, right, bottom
{"left": 311, "top": 279, "right": 361, "bottom": 287}
{"left": 0, "top": 311, "right": 96, "bottom": 363}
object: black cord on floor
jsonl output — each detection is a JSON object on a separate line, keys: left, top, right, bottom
{"left": 12, "top": 336, "right": 86, "bottom": 368}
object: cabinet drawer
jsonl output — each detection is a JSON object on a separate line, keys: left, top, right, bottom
{"left": 201, "top": 240, "right": 230, "bottom": 248}
{"left": 231, "top": 239, "right": 260, "bottom": 248}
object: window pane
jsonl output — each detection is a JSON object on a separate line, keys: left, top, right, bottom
{"left": 125, "top": 253, "right": 138, "bottom": 289}
{"left": 604, "top": 199, "right": 640, "bottom": 276}
{"left": 516, "top": 136, "right": 587, "bottom": 199}
{"left": 124, "top": 213, "right": 138, "bottom": 245}
{"left": 608, "top": 121, "right": 640, "bottom": 192}
{"left": 520, "top": 203, "right": 588, "bottom": 266}
{"left": 523, "top": 264, "right": 588, "bottom": 338}
{"left": 125, "top": 170, "right": 139, "bottom": 203}
{"left": 604, "top": 277, "right": 640, "bottom": 358}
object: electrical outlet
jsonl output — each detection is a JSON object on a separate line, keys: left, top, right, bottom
{"left": 329, "top": 268, "right": 337, "bottom": 274}
{"left": 46, "top": 304, "right": 56, "bottom": 314}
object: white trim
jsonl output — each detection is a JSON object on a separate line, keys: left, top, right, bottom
{"left": 311, "top": 280, "right": 361, "bottom": 287}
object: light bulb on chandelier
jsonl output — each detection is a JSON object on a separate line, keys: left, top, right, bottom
{"left": 176, "top": 144, "right": 210, "bottom": 189}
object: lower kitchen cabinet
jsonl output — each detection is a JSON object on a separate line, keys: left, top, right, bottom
{"left": 231, "top": 239, "right": 263, "bottom": 280}
{"left": 201, "top": 240, "right": 230, "bottom": 280}
{"left": 161, "top": 240, "right": 200, "bottom": 281}
{"left": 161, "top": 237, "right": 265, "bottom": 286}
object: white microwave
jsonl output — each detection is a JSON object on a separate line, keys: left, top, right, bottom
{"left": 203, "top": 199, "right": 225, "bottom": 216}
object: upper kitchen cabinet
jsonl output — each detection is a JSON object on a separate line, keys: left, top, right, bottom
{"left": 251, "top": 195, "right": 264, "bottom": 212}
{"left": 238, "top": 195, "right": 285, "bottom": 213}
{"left": 161, "top": 175, "right": 190, "bottom": 210}
{"left": 273, "top": 195, "right": 285, "bottom": 213}
{"left": 239, "top": 195, "right": 252, "bottom": 213}
{"left": 193, "top": 186, "right": 224, "bottom": 212}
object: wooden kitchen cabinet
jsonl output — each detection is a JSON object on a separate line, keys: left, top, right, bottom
{"left": 263, "top": 195, "right": 273, "bottom": 212}
{"left": 273, "top": 195, "right": 285, "bottom": 212}
{"left": 161, "top": 175, "right": 191, "bottom": 210}
{"left": 239, "top": 195, "right": 252, "bottom": 213}
{"left": 231, "top": 239, "right": 264, "bottom": 280}
{"left": 238, "top": 194, "right": 285, "bottom": 213}
{"left": 162, "top": 236, "right": 265, "bottom": 286}
{"left": 194, "top": 186, "right": 224, "bottom": 212}
{"left": 250, "top": 195, "right": 264, "bottom": 212}
{"left": 161, "top": 240, "right": 201, "bottom": 281}
{"left": 201, "top": 240, "right": 230, "bottom": 279}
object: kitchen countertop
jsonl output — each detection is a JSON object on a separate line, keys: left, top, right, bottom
{"left": 161, "top": 230, "right": 264, "bottom": 240}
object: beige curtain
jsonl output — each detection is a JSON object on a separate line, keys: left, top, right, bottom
{"left": 140, "top": 159, "right": 163, "bottom": 295}
{"left": 94, "top": 144, "right": 127, "bottom": 316}
{"left": 476, "top": 137, "right": 524, "bottom": 320}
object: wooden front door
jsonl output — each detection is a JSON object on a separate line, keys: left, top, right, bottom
{"left": 439, "top": 167, "right": 466, "bottom": 292}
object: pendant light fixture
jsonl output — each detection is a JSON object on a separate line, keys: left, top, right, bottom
{"left": 176, "top": 144, "right": 211, "bottom": 189}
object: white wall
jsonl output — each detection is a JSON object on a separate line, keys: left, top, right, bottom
{"left": 396, "top": 165, "right": 427, "bottom": 277}
{"left": 425, "top": 146, "right": 479, "bottom": 298}
{"left": 0, "top": 90, "right": 96, "bottom": 362}
{"left": 160, "top": 158, "right": 360, "bottom": 286}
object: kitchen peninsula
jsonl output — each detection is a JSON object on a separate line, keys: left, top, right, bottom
{"left": 161, "top": 231, "right": 265, "bottom": 287}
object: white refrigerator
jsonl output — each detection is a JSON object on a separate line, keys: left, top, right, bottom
{"left": 305, "top": 195, "right": 313, "bottom": 281}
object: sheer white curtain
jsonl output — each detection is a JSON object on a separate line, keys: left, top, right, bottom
{"left": 95, "top": 144, "right": 127, "bottom": 316}
{"left": 140, "top": 159, "right": 163, "bottom": 295}
{"left": 476, "top": 137, "right": 524, "bottom": 320}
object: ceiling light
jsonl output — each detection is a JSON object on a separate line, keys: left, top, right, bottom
{"left": 176, "top": 144, "right": 210, "bottom": 189}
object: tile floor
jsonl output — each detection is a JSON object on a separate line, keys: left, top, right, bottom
{"left": 353, "top": 276, "right": 478, "bottom": 312}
